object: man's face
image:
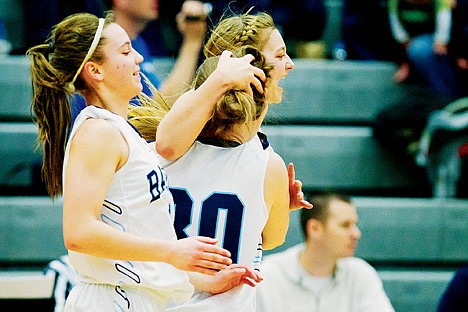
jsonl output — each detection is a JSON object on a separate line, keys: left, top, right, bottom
{"left": 318, "top": 200, "right": 361, "bottom": 259}
{"left": 121, "top": 0, "right": 159, "bottom": 22}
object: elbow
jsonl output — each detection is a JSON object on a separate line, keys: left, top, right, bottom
{"left": 63, "top": 229, "right": 90, "bottom": 253}
{"left": 262, "top": 235, "right": 286, "bottom": 251}
{"left": 155, "top": 142, "right": 178, "bottom": 161}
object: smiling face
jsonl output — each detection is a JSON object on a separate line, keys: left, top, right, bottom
{"left": 98, "top": 23, "right": 144, "bottom": 100}
{"left": 260, "top": 28, "right": 294, "bottom": 104}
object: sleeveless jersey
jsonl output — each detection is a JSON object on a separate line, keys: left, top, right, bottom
{"left": 63, "top": 106, "right": 193, "bottom": 304}
{"left": 160, "top": 137, "right": 270, "bottom": 312}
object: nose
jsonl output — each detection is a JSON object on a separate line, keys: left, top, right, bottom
{"left": 135, "top": 50, "right": 144, "bottom": 64}
{"left": 353, "top": 225, "right": 362, "bottom": 240}
{"left": 286, "top": 55, "right": 294, "bottom": 70}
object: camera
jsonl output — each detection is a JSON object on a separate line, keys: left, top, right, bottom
{"left": 185, "top": 2, "right": 212, "bottom": 21}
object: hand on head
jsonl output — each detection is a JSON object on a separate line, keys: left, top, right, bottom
{"left": 215, "top": 50, "right": 266, "bottom": 96}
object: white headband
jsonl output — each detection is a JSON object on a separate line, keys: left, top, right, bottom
{"left": 67, "top": 18, "right": 105, "bottom": 93}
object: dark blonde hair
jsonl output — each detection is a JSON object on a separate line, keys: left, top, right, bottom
{"left": 196, "top": 46, "right": 271, "bottom": 139}
{"left": 27, "top": 12, "right": 114, "bottom": 198}
{"left": 204, "top": 11, "right": 276, "bottom": 58}
{"left": 128, "top": 46, "right": 272, "bottom": 142}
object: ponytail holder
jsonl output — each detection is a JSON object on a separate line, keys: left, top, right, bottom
{"left": 66, "top": 82, "right": 76, "bottom": 94}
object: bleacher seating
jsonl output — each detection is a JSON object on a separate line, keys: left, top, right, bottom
{"left": 266, "top": 59, "right": 420, "bottom": 125}
{"left": 268, "top": 197, "right": 468, "bottom": 263}
{"left": 262, "top": 125, "right": 426, "bottom": 193}
{"left": 0, "top": 122, "right": 40, "bottom": 190}
{"left": 0, "top": 56, "right": 32, "bottom": 121}
{"left": 0, "top": 196, "right": 65, "bottom": 264}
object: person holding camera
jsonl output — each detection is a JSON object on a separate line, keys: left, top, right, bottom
{"left": 102, "top": 0, "right": 209, "bottom": 103}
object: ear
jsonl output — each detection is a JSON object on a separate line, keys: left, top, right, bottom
{"left": 306, "top": 219, "right": 322, "bottom": 237}
{"left": 82, "top": 61, "right": 104, "bottom": 82}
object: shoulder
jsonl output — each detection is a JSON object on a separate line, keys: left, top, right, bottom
{"left": 262, "top": 244, "right": 303, "bottom": 269}
{"left": 337, "top": 257, "right": 382, "bottom": 282}
{"left": 73, "top": 118, "right": 123, "bottom": 144}
{"left": 339, "top": 257, "right": 376, "bottom": 271}
{"left": 70, "top": 118, "right": 128, "bottom": 160}
{"left": 265, "top": 150, "right": 288, "bottom": 181}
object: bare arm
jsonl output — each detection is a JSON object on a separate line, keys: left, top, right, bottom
{"left": 262, "top": 150, "right": 290, "bottom": 250}
{"left": 156, "top": 51, "right": 265, "bottom": 160}
{"left": 63, "top": 119, "right": 231, "bottom": 274}
{"left": 158, "top": 1, "right": 207, "bottom": 102}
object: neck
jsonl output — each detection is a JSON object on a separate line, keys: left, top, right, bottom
{"left": 224, "top": 124, "right": 256, "bottom": 144}
{"left": 84, "top": 91, "right": 129, "bottom": 119}
{"left": 299, "top": 243, "right": 337, "bottom": 277}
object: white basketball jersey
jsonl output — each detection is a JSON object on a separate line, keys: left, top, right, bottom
{"left": 160, "top": 137, "right": 270, "bottom": 312}
{"left": 63, "top": 106, "right": 193, "bottom": 304}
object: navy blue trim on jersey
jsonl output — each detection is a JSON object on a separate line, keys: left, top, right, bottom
{"left": 197, "top": 137, "right": 241, "bottom": 147}
{"left": 257, "top": 131, "right": 270, "bottom": 150}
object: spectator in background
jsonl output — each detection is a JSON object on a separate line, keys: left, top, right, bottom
{"left": 0, "top": 18, "right": 12, "bottom": 55}
{"left": 101, "top": 0, "right": 208, "bottom": 102}
{"left": 340, "top": 0, "right": 404, "bottom": 62}
{"left": 195, "top": 0, "right": 327, "bottom": 58}
{"left": 388, "top": 0, "right": 461, "bottom": 98}
{"left": 436, "top": 265, "right": 468, "bottom": 312}
{"left": 373, "top": 0, "right": 468, "bottom": 183}
{"left": 20, "top": 0, "right": 105, "bottom": 54}
{"left": 256, "top": 192, "right": 395, "bottom": 312}
{"left": 451, "top": 0, "right": 468, "bottom": 96}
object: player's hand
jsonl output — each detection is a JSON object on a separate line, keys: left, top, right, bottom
{"left": 207, "top": 264, "right": 263, "bottom": 294}
{"left": 172, "top": 236, "right": 232, "bottom": 274}
{"left": 288, "top": 163, "right": 313, "bottom": 211}
{"left": 215, "top": 50, "right": 266, "bottom": 96}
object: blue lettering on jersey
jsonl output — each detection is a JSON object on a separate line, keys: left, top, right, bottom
{"left": 147, "top": 167, "right": 168, "bottom": 203}
{"left": 171, "top": 188, "right": 244, "bottom": 263}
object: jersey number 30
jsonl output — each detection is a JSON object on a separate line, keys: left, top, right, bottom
{"left": 171, "top": 188, "right": 244, "bottom": 263}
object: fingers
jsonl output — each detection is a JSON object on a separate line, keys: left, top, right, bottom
{"left": 301, "top": 199, "right": 314, "bottom": 209}
{"left": 219, "top": 50, "right": 233, "bottom": 62}
{"left": 250, "top": 67, "right": 265, "bottom": 95}
{"left": 217, "top": 50, "right": 265, "bottom": 95}
{"left": 288, "top": 163, "right": 295, "bottom": 184}
{"left": 181, "top": 236, "right": 233, "bottom": 274}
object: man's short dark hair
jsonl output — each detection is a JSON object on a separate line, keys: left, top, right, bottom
{"left": 300, "top": 191, "right": 352, "bottom": 240}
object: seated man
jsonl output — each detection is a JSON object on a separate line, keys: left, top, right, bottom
{"left": 256, "top": 192, "right": 395, "bottom": 312}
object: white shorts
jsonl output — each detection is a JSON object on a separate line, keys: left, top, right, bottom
{"left": 64, "top": 282, "right": 166, "bottom": 312}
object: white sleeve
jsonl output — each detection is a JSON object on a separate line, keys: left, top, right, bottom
{"left": 434, "top": 9, "right": 452, "bottom": 44}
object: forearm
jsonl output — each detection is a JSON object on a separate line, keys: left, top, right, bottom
{"left": 158, "top": 38, "right": 204, "bottom": 102}
{"left": 156, "top": 71, "right": 230, "bottom": 160}
{"left": 64, "top": 216, "right": 174, "bottom": 263}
